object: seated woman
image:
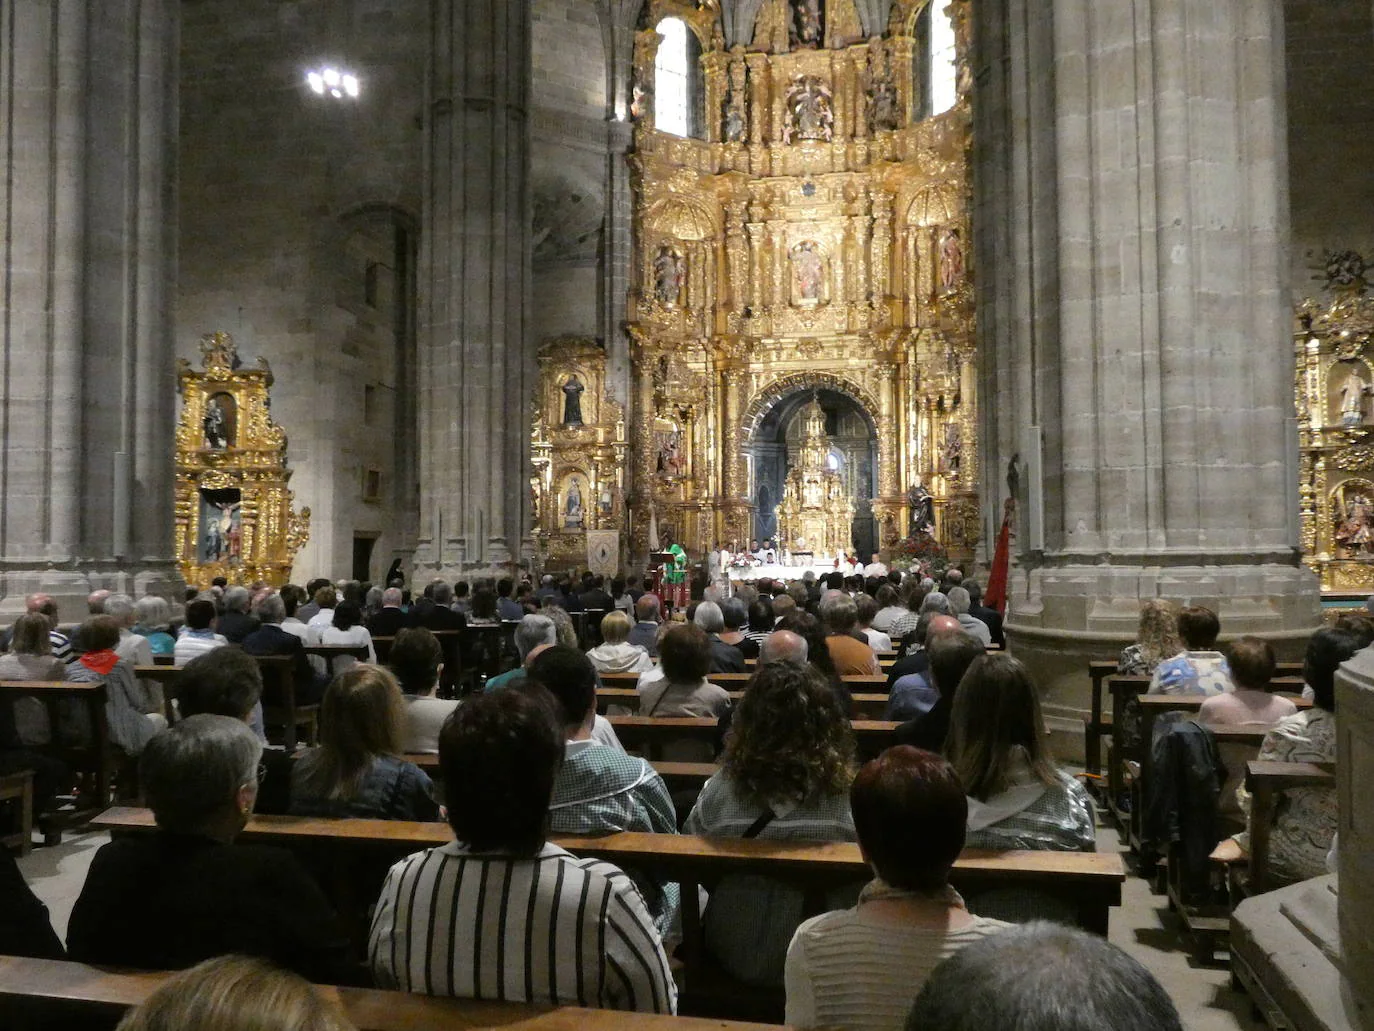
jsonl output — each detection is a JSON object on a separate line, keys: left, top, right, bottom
{"left": 466, "top": 584, "right": 500, "bottom": 626}
{"left": 1217, "top": 628, "right": 1356, "bottom": 882}
{"left": 1200, "top": 637, "right": 1297, "bottom": 726}
{"left": 113, "top": 955, "right": 355, "bottom": 1031}
{"left": 586, "top": 610, "right": 654, "bottom": 674}
{"left": 945, "top": 654, "right": 1096, "bottom": 852}
{"left": 1117, "top": 598, "right": 1180, "bottom": 676}
{"left": 66, "top": 714, "right": 352, "bottom": 982}
{"left": 685, "top": 661, "right": 857, "bottom": 987}
{"left": 0, "top": 612, "right": 67, "bottom": 748}
{"left": 67, "top": 615, "right": 165, "bottom": 755}
{"left": 319, "top": 600, "right": 377, "bottom": 672}
{"left": 636, "top": 623, "right": 731, "bottom": 718}
{"left": 1147, "top": 605, "right": 1233, "bottom": 696}
{"left": 132, "top": 595, "right": 177, "bottom": 657}
{"left": 784, "top": 747, "right": 1010, "bottom": 1030}
{"left": 289, "top": 665, "right": 439, "bottom": 821}
{"left": 388, "top": 627, "right": 458, "bottom": 754}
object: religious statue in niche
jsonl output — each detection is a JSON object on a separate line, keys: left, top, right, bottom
{"left": 938, "top": 227, "right": 964, "bottom": 294}
{"left": 721, "top": 84, "right": 747, "bottom": 143}
{"left": 564, "top": 476, "right": 585, "bottom": 529}
{"left": 652, "top": 245, "right": 686, "bottom": 306}
{"left": 199, "top": 489, "right": 243, "bottom": 564}
{"left": 908, "top": 483, "right": 936, "bottom": 536}
{"left": 790, "top": 240, "right": 825, "bottom": 302}
{"left": 1335, "top": 485, "right": 1374, "bottom": 556}
{"left": 1337, "top": 364, "right": 1371, "bottom": 428}
{"left": 941, "top": 422, "right": 963, "bottom": 477}
{"left": 561, "top": 375, "right": 585, "bottom": 426}
{"left": 656, "top": 422, "right": 686, "bottom": 478}
{"left": 202, "top": 393, "right": 236, "bottom": 449}
{"left": 790, "top": 0, "right": 823, "bottom": 48}
{"left": 865, "top": 50, "right": 901, "bottom": 133}
{"left": 783, "top": 76, "right": 833, "bottom": 144}
{"left": 599, "top": 486, "right": 614, "bottom": 517}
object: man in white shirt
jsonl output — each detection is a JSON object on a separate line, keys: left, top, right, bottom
{"left": 173, "top": 599, "right": 228, "bottom": 665}
{"left": 305, "top": 585, "right": 337, "bottom": 634}
{"left": 862, "top": 553, "right": 889, "bottom": 578}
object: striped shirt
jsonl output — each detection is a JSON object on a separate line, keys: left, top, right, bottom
{"left": 368, "top": 840, "right": 676, "bottom": 1014}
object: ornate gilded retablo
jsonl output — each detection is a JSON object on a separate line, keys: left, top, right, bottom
{"left": 174, "top": 332, "right": 310, "bottom": 587}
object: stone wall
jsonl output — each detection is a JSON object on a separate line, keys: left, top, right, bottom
{"left": 1284, "top": 0, "right": 1374, "bottom": 293}
{"left": 177, "top": 0, "right": 426, "bottom": 584}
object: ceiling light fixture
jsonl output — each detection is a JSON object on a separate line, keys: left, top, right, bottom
{"left": 306, "top": 66, "right": 360, "bottom": 99}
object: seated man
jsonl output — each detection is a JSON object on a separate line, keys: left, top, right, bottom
{"left": 893, "top": 630, "right": 985, "bottom": 751}
{"left": 240, "top": 592, "right": 324, "bottom": 706}
{"left": 692, "top": 601, "right": 746, "bottom": 673}
{"left": 886, "top": 614, "right": 962, "bottom": 720}
{"left": 521, "top": 646, "right": 679, "bottom": 936}
{"left": 483, "top": 613, "right": 557, "bottom": 692}
{"left": 905, "top": 921, "right": 1182, "bottom": 1031}
{"left": 67, "top": 714, "right": 352, "bottom": 982}
{"left": 366, "top": 587, "right": 409, "bottom": 637}
{"left": 1148, "top": 605, "right": 1233, "bottom": 696}
{"left": 173, "top": 599, "right": 227, "bottom": 666}
{"left": 368, "top": 689, "right": 676, "bottom": 1013}
{"left": 819, "top": 592, "right": 881, "bottom": 676}
{"left": 627, "top": 594, "right": 663, "bottom": 657}
{"left": 215, "top": 587, "right": 260, "bottom": 645}
{"left": 178, "top": 647, "right": 291, "bottom": 814}
{"left": 945, "top": 587, "right": 992, "bottom": 647}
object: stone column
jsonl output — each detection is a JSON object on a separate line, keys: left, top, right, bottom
{"left": 0, "top": 0, "right": 180, "bottom": 618}
{"left": 415, "top": 0, "right": 532, "bottom": 575}
{"left": 971, "top": 0, "right": 1320, "bottom": 732}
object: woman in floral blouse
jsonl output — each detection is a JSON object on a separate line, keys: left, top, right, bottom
{"left": 1117, "top": 598, "right": 1182, "bottom": 676}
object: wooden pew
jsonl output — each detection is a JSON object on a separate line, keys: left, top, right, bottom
{"left": 0, "top": 680, "right": 112, "bottom": 843}
{"left": 0, "top": 955, "right": 777, "bottom": 1031}
{"left": 303, "top": 644, "right": 371, "bottom": 679}
{"left": 595, "top": 687, "right": 891, "bottom": 721}
{"left": 0, "top": 769, "right": 33, "bottom": 855}
{"left": 1244, "top": 759, "right": 1336, "bottom": 896}
{"left": 91, "top": 809, "right": 1125, "bottom": 974}
{"left": 605, "top": 715, "right": 903, "bottom": 761}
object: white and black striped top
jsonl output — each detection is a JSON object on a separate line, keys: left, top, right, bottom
{"left": 368, "top": 841, "right": 676, "bottom": 1014}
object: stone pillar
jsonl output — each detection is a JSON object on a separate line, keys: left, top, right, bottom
{"left": 415, "top": 0, "right": 532, "bottom": 575}
{"left": 971, "top": 0, "right": 1321, "bottom": 733}
{"left": 0, "top": 0, "right": 181, "bottom": 619}
{"left": 1337, "top": 652, "right": 1374, "bottom": 1024}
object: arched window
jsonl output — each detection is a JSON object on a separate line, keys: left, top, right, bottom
{"left": 655, "top": 17, "right": 692, "bottom": 136}
{"left": 928, "top": 2, "right": 957, "bottom": 116}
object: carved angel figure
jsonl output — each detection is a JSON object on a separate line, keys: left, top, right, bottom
{"left": 939, "top": 227, "right": 964, "bottom": 293}
{"left": 791, "top": 0, "right": 823, "bottom": 47}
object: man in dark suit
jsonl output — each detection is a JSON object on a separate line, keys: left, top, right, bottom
{"left": 627, "top": 594, "right": 663, "bottom": 657}
{"left": 240, "top": 594, "right": 323, "bottom": 705}
{"left": 367, "top": 587, "right": 409, "bottom": 637}
{"left": 693, "top": 601, "right": 746, "bottom": 673}
{"left": 966, "top": 581, "right": 1005, "bottom": 647}
{"left": 893, "top": 631, "right": 985, "bottom": 751}
{"left": 579, "top": 574, "right": 615, "bottom": 612}
{"left": 410, "top": 582, "right": 466, "bottom": 632}
{"left": 215, "top": 586, "right": 260, "bottom": 644}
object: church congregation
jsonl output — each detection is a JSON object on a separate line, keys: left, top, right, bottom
{"left": 0, "top": 565, "right": 1349, "bottom": 1030}
{"left": 2, "top": 0, "right": 1372, "bottom": 1026}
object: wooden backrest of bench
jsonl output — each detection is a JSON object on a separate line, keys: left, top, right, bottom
{"left": 0, "top": 956, "right": 776, "bottom": 1031}
{"left": 0, "top": 680, "right": 103, "bottom": 695}
{"left": 91, "top": 807, "right": 1122, "bottom": 891}
{"left": 303, "top": 645, "right": 371, "bottom": 658}
{"left": 1134, "top": 693, "right": 1310, "bottom": 713}
{"left": 596, "top": 687, "right": 889, "bottom": 718}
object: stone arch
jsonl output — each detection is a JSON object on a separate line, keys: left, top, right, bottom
{"left": 742, "top": 371, "right": 881, "bottom": 438}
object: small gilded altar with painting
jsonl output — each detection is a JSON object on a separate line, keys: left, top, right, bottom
{"left": 174, "top": 332, "right": 310, "bottom": 587}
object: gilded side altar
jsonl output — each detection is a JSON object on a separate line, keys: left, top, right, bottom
{"left": 1296, "top": 252, "right": 1374, "bottom": 593}
{"left": 174, "top": 333, "right": 310, "bottom": 587}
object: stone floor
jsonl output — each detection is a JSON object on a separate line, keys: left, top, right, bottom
{"left": 17, "top": 821, "right": 1267, "bottom": 1028}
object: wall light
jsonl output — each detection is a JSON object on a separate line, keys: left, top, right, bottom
{"left": 306, "top": 66, "right": 360, "bottom": 99}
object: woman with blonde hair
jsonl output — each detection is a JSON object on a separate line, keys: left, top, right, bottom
{"left": 684, "top": 661, "right": 858, "bottom": 987}
{"left": 586, "top": 610, "right": 653, "bottom": 674}
{"left": 945, "top": 654, "right": 1095, "bottom": 852}
{"left": 115, "top": 955, "right": 355, "bottom": 1031}
{"left": 289, "top": 665, "right": 439, "bottom": 821}
{"left": 1118, "top": 598, "right": 1182, "bottom": 676}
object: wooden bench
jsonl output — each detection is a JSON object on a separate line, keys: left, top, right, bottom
{"left": 0, "top": 955, "right": 777, "bottom": 1031}
{"left": 0, "top": 770, "right": 33, "bottom": 855}
{"left": 91, "top": 807, "right": 1124, "bottom": 1014}
{"left": 0, "top": 680, "right": 112, "bottom": 843}
{"left": 604, "top": 714, "right": 903, "bottom": 762}
{"left": 1245, "top": 759, "right": 1336, "bottom": 896}
{"left": 596, "top": 687, "right": 891, "bottom": 721}
{"left": 302, "top": 644, "right": 371, "bottom": 679}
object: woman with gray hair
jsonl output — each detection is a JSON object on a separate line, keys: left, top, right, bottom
{"left": 67, "top": 714, "right": 351, "bottom": 982}
{"left": 132, "top": 595, "right": 176, "bottom": 657}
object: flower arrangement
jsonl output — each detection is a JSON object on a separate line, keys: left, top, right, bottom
{"left": 892, "top": 534, "right": 949, "bottom": 579}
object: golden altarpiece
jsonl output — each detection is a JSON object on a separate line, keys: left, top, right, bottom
{"left": 616, "top": 0, "right": 978, "bottom": 563}
{"left": 1296, "top": 252, "right": 1374, "bottom": 592}
{"left": 174, "top": 333, "right": 310, "bottom": 587}
{"left": 530, "top": 337, "right": 629, "bottom": 566}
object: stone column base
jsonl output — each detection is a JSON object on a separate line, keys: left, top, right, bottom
{"left": 1005, "top": 562, "right": 1322, "bottom": 762}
